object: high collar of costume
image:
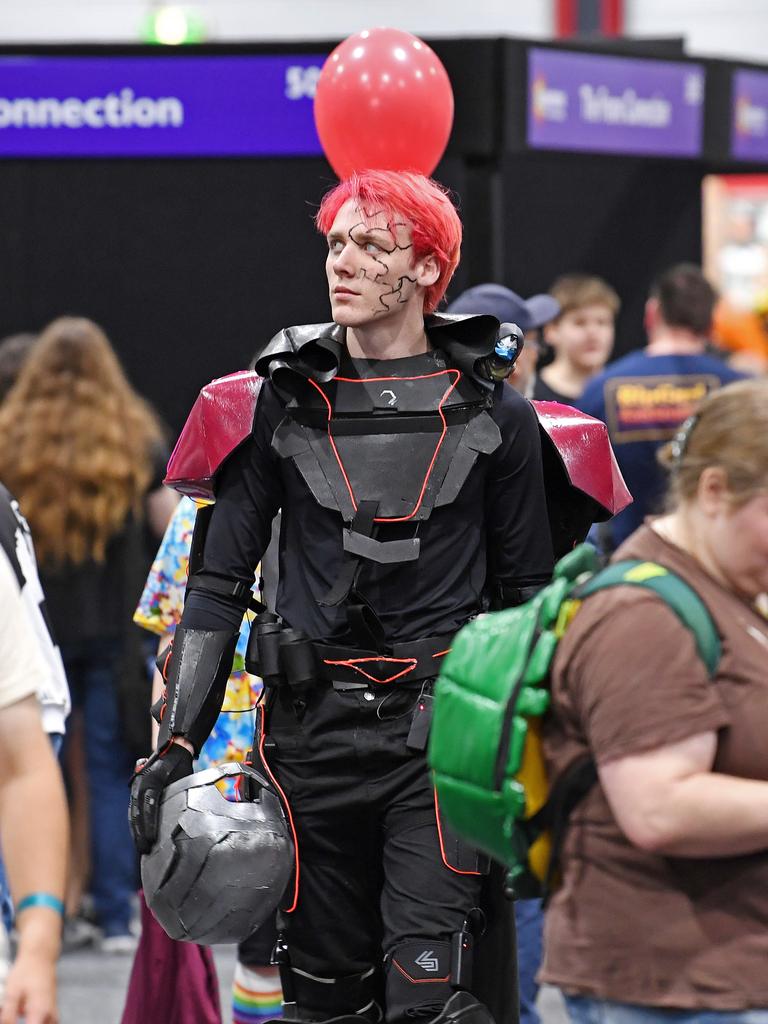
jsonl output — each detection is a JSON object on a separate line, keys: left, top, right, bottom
{"left": 253, "top": 313, "right": 502, "bottom": 392}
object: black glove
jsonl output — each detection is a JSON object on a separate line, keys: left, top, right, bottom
{"left": 129, "top": 743, "right": 194, "bottom": 855}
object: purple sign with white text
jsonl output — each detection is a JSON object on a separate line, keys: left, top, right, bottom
{"left": 731, "top": 69, "right": 768, "bottom": 161}
{"left": 0, "top": 55, "right": 327, "bottom": 158}
{"left": 527, "top": 48, "right": 705, "bottom": 158}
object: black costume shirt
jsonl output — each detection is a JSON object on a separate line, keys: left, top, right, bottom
{"left": 183, "top": 349, "right": 554, "bottom": 644}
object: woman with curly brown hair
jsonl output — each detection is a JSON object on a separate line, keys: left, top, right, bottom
{"left": 0, "top": 316, "right": 176, "bottom": 953}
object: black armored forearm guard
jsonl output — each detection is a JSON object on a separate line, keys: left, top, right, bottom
{"left": 156, "top": 626, "right": 239, "bottom": 755}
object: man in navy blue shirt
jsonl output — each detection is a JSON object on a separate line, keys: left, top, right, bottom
{"left": 580, "top": 264, "right": 745, "bottom": 550}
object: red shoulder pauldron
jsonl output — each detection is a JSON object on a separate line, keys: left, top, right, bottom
{"left": 532, "top": 399, "right": 632, "bottom": 555}
{"left": 164, "top": 377, "right": 632, "bottom": 549}
{"left": 164, "top": 371, "right": 264, "bottom": 500}
{"left": 532, "top": 400, "right": 631, "bottom": 517}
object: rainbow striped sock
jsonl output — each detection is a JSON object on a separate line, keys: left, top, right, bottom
{"left": 232, "top": 963, "right": 283, "bottom": 1023}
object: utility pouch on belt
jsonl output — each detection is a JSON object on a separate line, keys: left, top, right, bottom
{"left": 246, "top": 612, "right": 285, "bottom": 688}
{"left": 279, "top": 629, "right": 316, "bottom": 694}
{"left": 246, "top": 613, "right": 316, "bottom": 699}
{"left": 248, "top": 610, "right": 454, "bottom": 694}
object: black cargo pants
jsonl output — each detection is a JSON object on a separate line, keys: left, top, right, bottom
{"left": 261, "top": 679, "right": 485, "bottom": 1023}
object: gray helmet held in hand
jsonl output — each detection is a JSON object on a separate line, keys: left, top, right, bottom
{"left": 141, "top": 761, "right": 293, "bottom": 944}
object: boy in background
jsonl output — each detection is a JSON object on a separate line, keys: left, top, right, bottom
{"left": 533, "top": 274, "right": 619, "bottom": 406}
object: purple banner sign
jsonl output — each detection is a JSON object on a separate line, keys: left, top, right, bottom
{"left": 0, "top": 55, "right": 327, "bottom": 158}
{"left": 527, "top": 48, "right": 705, "bottom": 158}
{"left": 731, "top": 69, "right": 768, "bottom": 161}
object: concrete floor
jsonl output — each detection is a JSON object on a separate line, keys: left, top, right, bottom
{"left": 58, "top": 945, "right": 236, "bottom": 1024}
{"left": 57, "top": 946, "right": 567, "bottom": 1024}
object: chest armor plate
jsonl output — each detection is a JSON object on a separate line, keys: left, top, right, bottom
{"left": 272, "top": 369, "right": 500, "bottom": 564}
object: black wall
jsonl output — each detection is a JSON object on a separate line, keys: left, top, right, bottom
{"left": 0, "top": 145, "right": 703, "bottom": 431}
{"left": 498, "top": 151, "right": 704, "bottom": 353}
{"left": 0, "top": 153, "right": 466, "bottom": 432}
{"left": 0, "top": 145, "right": 702, "bottom": 434}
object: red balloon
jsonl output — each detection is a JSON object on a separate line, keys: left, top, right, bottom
{"left": 313, "top": 27, "right": 454, "bottom": 180}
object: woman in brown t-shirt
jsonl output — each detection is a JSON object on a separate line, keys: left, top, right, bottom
{"left": 541, "top": 378, "right": 768, "bottom": 1023}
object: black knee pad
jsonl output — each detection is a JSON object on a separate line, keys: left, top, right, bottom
{"left": 286, "top": 964, "right": 381, "bottom": 1021}
{"left": 271, "top": 933, "right": 382, "bottom": 1020}
{"left": 264, "top": 1013, "right": 380, "bottom": 1024}
{"left": 259, "top": 1016, "right": 378, "bottom": 1024}
{"left": 385, "top": 940, "right": 453, "bottom": 1021}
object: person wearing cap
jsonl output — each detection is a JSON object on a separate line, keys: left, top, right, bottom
{"left": 445, "top": 284, "right": 560, "bottom": 397}
{"left": 533, "top": 275, "right": 619, "bottom": 406}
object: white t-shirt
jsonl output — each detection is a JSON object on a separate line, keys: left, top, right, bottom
{"left": 0, "top": 548, "right": 49, "bottom": 712}
{"left": 0, "top": 488, "right": 70, "bottom": 732}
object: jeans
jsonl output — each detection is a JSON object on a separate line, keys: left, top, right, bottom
{"left": 515, "top": 898, "right": 543, "bottom": 1024}
{"left": 62, "top": 639, "right": 138, "bottom": 938}
{"left": 563, "top": 994, "right": 768, "bottom": 1024}
{"left": 0, "top": 733, "right": 64, "bottom": 932}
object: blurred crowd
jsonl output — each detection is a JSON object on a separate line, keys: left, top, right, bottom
{"left": 0, "top": 255, "right": 765, "bottom": 1023}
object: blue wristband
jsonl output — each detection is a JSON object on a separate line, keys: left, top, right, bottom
{"left": 16, "top": 893, "right": 65, "bottom": 917}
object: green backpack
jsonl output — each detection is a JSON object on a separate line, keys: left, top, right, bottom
{"left": 428, "top": 542, "right": 720, "bottom": 898}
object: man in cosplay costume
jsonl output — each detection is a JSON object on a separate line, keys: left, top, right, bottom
{"left": 130, "top": 170, "right": 630, "bottom": 1024}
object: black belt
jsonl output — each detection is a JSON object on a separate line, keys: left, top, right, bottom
{"left": 247, "top": 614, "right": 455, "bottom": 694}
{"left": 313, "top": 634, "right": 454, "bottom": 687}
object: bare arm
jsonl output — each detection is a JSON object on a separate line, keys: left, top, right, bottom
{"left": 600, "top": 731, "right": 768, "bottom": 858}
{"left": 0, "top": 695, "right": 68, "bottom": 1024}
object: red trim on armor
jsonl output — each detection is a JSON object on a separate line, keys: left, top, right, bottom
{"left": 322, "top": 656, "right": 417, "bottom": 685}
{"left": 391, "top": 959, "right": 450, "bottom": 985}
{"left": 162, "top": 646, "right": 173, "bottom": 682}
{"left": 307, "top": 369, "right": 461, "bottom": 523}
{"left": 431, "top": 649, "right": 451, "bottom": 659}
{"left": 433, "top": 788, "right": 482, "bottom": 876}
{"left": 257, "top": 705, "right": 300, "bottom": 913}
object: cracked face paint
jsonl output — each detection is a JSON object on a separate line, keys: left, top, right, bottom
{"left": 325, "top": 198, "right": 424, "bottom": 327}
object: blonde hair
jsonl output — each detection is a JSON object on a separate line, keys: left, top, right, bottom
{"left": 548, "top": 274, "right": 620, "bottom": 319}
{"left": 0, "top": 317, "right": 164, "bottom": 566}
{"left": 659, "top": 378, "right": 768, "bottom": 509}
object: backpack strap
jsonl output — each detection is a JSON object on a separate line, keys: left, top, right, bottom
{"left": 525, "top": 753, "right": 597, "bottom": 901}
{"left": 576, "top": 560, "right": 721, "bottom": 677}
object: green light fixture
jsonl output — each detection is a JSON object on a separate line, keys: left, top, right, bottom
{"left": 142, "top": 6, "right": 206, "bottom": 45}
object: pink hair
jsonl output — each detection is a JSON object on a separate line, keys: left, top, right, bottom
{"left": 315, "top": 170, "right": 462, "bottom": 314}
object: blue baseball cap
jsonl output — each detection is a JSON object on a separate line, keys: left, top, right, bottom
{"left": 445, "top": 283, "right": 560, "bottom": 332}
